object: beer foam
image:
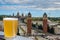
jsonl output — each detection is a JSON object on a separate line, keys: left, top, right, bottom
{"left": 3, "top": 18, "right": 18, "bottom": 20}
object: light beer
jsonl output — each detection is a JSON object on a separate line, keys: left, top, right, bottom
{"left": 3, "top": 18, "right": 18, "bottom": 38}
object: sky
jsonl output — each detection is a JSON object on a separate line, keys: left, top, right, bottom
{"left": 0, "top": 0, "right": 60, "bottom": 17}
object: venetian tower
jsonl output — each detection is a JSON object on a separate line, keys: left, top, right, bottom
{"left": 27, "top": 12, "right": 32, "bottom": 35}
{"left": 43, "top": 12, "right": 48, "bottom": 33}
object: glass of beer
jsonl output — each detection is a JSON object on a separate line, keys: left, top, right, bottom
{"left": 3, "top": 18, "right": 18, "bottom": 38}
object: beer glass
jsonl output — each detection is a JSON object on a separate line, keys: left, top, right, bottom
{"left": 3, "top": 18, "right": 18, "bottom": 38}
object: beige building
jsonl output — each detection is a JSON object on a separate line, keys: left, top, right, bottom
{"left": 54, "top": 25, "right": 60, "bottom": 34}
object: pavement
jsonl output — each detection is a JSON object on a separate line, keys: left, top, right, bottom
{"left": 5, "top": 36, "right": 35, "bottom": 40}
{"left": 19, "top": 22, "right": 48, "bottom": 40}
{"left": 19, "top": 22, "right": 60, "bottom": 40}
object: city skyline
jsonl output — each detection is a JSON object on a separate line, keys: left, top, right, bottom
{"left": 0, "top": 0, "right": 60, "bottom": 17}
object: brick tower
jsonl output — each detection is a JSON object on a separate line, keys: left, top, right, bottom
{"left": 27, "top": 12, "right": 32, "bottom": 35}
{"left": 43, "top": 12, "right": 48, "bottom": 33}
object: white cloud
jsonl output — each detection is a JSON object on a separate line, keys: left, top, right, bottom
{"left": 0, "top": 5, "right": 37, "bottom": 10}
{"left": 4, "top": 0, "right": 20, "bottom": 4}
{"left": 33, "top": 7, "right": 60, "bottom": 10}
{"left": 0, "top": 5, "right": 60, "bottom": 11}
{"left": 0, "top": 0, "right": 5, "bottom": 4}
{"left": 3, "top": 0, "right": 32, "bottom": 4}
{"left": 53, "top": 2, "right": 60, "bottom": 4}
{"left": 0, "top": 0, "right": 60, "bottom": 10}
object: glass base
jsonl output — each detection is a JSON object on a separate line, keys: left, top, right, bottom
{"left": 4, "top": 35, "right": 17, "bottom": 40}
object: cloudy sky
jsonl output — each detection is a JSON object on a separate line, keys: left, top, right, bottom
{"left": 0, "top": 0, "right": 60, "bottom": 17}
